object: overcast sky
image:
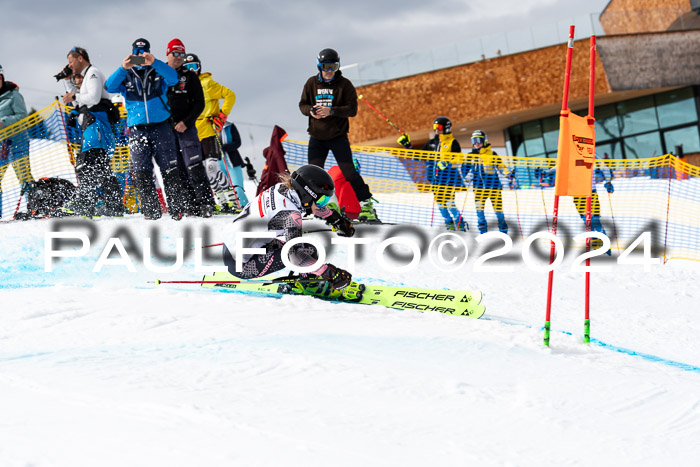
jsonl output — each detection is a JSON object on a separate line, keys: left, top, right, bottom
{"left": 1, "top": 0, "right": 610, "bottom": 167}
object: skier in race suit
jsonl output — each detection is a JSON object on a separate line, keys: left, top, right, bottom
{"left": 221, "top": 164, "right": 356, "bottom": 290}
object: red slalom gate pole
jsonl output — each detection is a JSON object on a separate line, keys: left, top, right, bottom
{"left": 544, "top": 25, "right": 575, "bottom": 347}
{"left": 585, "top": 34, "right": 597, "bottom": 344}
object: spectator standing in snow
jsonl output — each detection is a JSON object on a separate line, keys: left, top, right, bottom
{"left": 463, "top": 130, "right": 510, "bottom": 234}
{"left": 0, "top": 63, "right": 33, "bottom": 215}
{"left": 105, "top": 38, "right": 190, "bottom": 220}
{"left": 298, "top": 48, "right": 379, "bottom": 223}
{"left": 183, "top": 53, "right": 239, "bottom": 213}
{"left": 165, "top": 38, "right": 216, "bottom": 218}
{"left": 61, "top": 46, "right": 124, "bottom": 217}
{"left": 421, "top": 116, "right": 467, "bottom": 231}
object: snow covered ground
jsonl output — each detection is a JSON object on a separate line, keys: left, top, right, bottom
{"left": 1, "top": 214, "right": 700, "bottom": 467}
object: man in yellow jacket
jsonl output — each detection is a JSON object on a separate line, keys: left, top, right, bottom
{"left": 184, "top": 53, "right": 239, "bottom": 213}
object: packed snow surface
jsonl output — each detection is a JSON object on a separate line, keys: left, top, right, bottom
{"left": 1, "top": 215, "right": 699, "bottom": 467}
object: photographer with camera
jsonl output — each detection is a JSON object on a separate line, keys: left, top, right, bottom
{"left": 59, "top": 46, "right": 124, "bottom": 218}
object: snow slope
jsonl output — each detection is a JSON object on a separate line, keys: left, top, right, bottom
{"left": 1, "top": 215, "right": 700, "bottom": 467}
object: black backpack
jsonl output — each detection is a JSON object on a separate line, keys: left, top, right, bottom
{"left": 15, "top": 177, "right": 76, "bottom": 219}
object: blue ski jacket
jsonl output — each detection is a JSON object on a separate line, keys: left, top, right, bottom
{"left": 105, "top": 59, "right": 177, "bottom": 128}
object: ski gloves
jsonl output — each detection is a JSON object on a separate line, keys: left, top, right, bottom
{"left": 319, "top": 263, "right": 352, "bottom": 289}
{"left": 397, "top": 133, "right": 412, "bottom": 149}
{"left": 604, "top": 181, "right": 614, "bottom": 193}
{"left": 212, "top": 112, "right": 227, "bottom": 132}
{"left": 327, "top": 210, "right": 355, "bottom": 237}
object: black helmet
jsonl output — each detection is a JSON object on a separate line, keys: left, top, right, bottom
{"left": 184, "top": 53, "right": 201, "bottom": 73}
{"left": 317, "top": 48, "right": 340, "bottom": 74}
{"left": 318, "top": 48, "right": 340, "bottom": 63}
{"left": 290, "top": 165, "right": 334, "bottom": 209}
{"left": 471, "top": 129, "right": 488, "bottom": 145}
{"left": 433, "top": 116, "right": 452, "bottom": 134}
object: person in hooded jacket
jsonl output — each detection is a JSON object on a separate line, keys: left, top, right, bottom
{"left": 105, "top": 38, "right": 190, "bottom": 220}
{"left": 221, "top": 164, "right": 358, "bottom": 298}
{"left": 0, "top": 64, "right": 33, "bottom": 214}
{"left": 299, "top": 48, "right": 378, "bottom": 223}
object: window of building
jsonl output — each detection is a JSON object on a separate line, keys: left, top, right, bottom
{"left": 617, "top": 95, "right": 659, "bottom": 137}
{"left": 506, "top": 87, "right": 699, "bottom": 159}
{"left": 595, "top": 104, "right": 620, "bottom": 140}
{"left": 656, "top": 88, "right": 698, "bottom": 128}
{"left": 623, "top": 131, "right": 663, "bottom": 159}
{"left": 663, "top": 125, "right": 700, "bottom": 154}
{"left": 522, "top": 120, "right": 545, "bottom": 156}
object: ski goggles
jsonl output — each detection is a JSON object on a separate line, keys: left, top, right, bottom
{"left": 433, "top": 123, "right": 445, "bottom": 132}
{"left": 170, "top": 51, "right": 186, "bottom": 58}
{"left": 471, "top": 136, "right": 486, "bottom": 145}
{"left": 315, "top": 194, "right": 331, "bottom": 207}
{"left": 318, "top": 62, "right": 340, "bottom": 72}
{"left": 183, "top": 62, "right": 200, "bottom": 72}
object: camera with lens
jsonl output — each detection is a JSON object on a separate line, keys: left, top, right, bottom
{"left": 54, "top": 65, "right": 72, "bottom": 82}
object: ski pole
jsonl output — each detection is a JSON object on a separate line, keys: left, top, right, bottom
{"left": 607, "top": 191, "right": 619, "bottom": 254}
{"left": 357, "top": 94, "right": 406, "bottom": 135}
{"left": 210, "top": 119, "right": 242, "bottom": 210}
{"left": 151, "top": 277, "right": 318, "bottom": 286}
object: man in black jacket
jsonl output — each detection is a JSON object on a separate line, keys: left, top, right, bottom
{"left": 299, "top": 48, "right": 378, "bottom": 222}
{"left": 166, "top": 38, "right": 215, "bottom": 217}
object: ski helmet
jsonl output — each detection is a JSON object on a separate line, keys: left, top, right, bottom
{"left": 290, "top": 165, "right": 334, "bottom": 209}
{"left": 184, "top": 53, "right": 201, "bottom": 73}
{"left": 471, "top": 129, "right": 488, "bottom": 146}
{"left": 433, "top": 116, "right": 452, "bottom": 134}
{"left": 317, "top": 48, "right": 340, "bottom": 73}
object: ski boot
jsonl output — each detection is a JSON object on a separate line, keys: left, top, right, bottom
{"left": 285, "top": 276, "right": 364, "bottom": 302}
{"left": 357, "top": 198, "right": 381, "bottom": 224}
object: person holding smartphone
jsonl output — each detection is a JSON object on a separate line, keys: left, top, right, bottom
{"left": 298, "top": 48, "right": 378, "bottom": 223}
{"left": 105, "top": 38, "right": 190, "bottom": 220}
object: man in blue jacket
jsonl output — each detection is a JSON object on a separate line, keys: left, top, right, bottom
{"left": 105, "top": 38, "right": 189, "bottom": 220}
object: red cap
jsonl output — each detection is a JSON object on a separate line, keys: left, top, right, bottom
{"left": 167, "top": 38, "right": 186, "bottom": 55}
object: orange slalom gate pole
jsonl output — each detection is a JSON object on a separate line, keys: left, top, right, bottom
{"left": 544, "top": 25, "right": 575, "bottom": 346}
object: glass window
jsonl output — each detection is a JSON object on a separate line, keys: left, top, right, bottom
{"left": 595, "top": 104, "right": 620, "bottom": 140}
{"left": 596, "top": 141, "right": 623, "bottom": 159}
{"left": 656, "top": 88, "right": 698, "bottom": 128}
{"left": 508, "top": 125, "right": 527, "bottom": 157}
{"left": 617, "top": 96, "right": 659, "bottom": 136}
{"left": 523, "top": 120, "right": 545, "bottom": 156}
{"left": 542, "top": 117, "right": 559, "bottom": 152}
{"left": 622, "top": 131, "right": 663, "bottom": 159}
{"left": 664, "top": 125, "right": 700, "bottom": 154}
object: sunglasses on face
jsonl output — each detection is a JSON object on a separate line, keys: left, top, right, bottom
{"left": 315, "top": 194, "right": 331, "bottom": 207}
{"left": 170, "top": 51, "right": 186, "bottom": 58}
{"left": 133, "top": 48, "right": 148, "bottom": 56}
{"left": 318, "top": 62, "right": 340, "bottom": 72}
